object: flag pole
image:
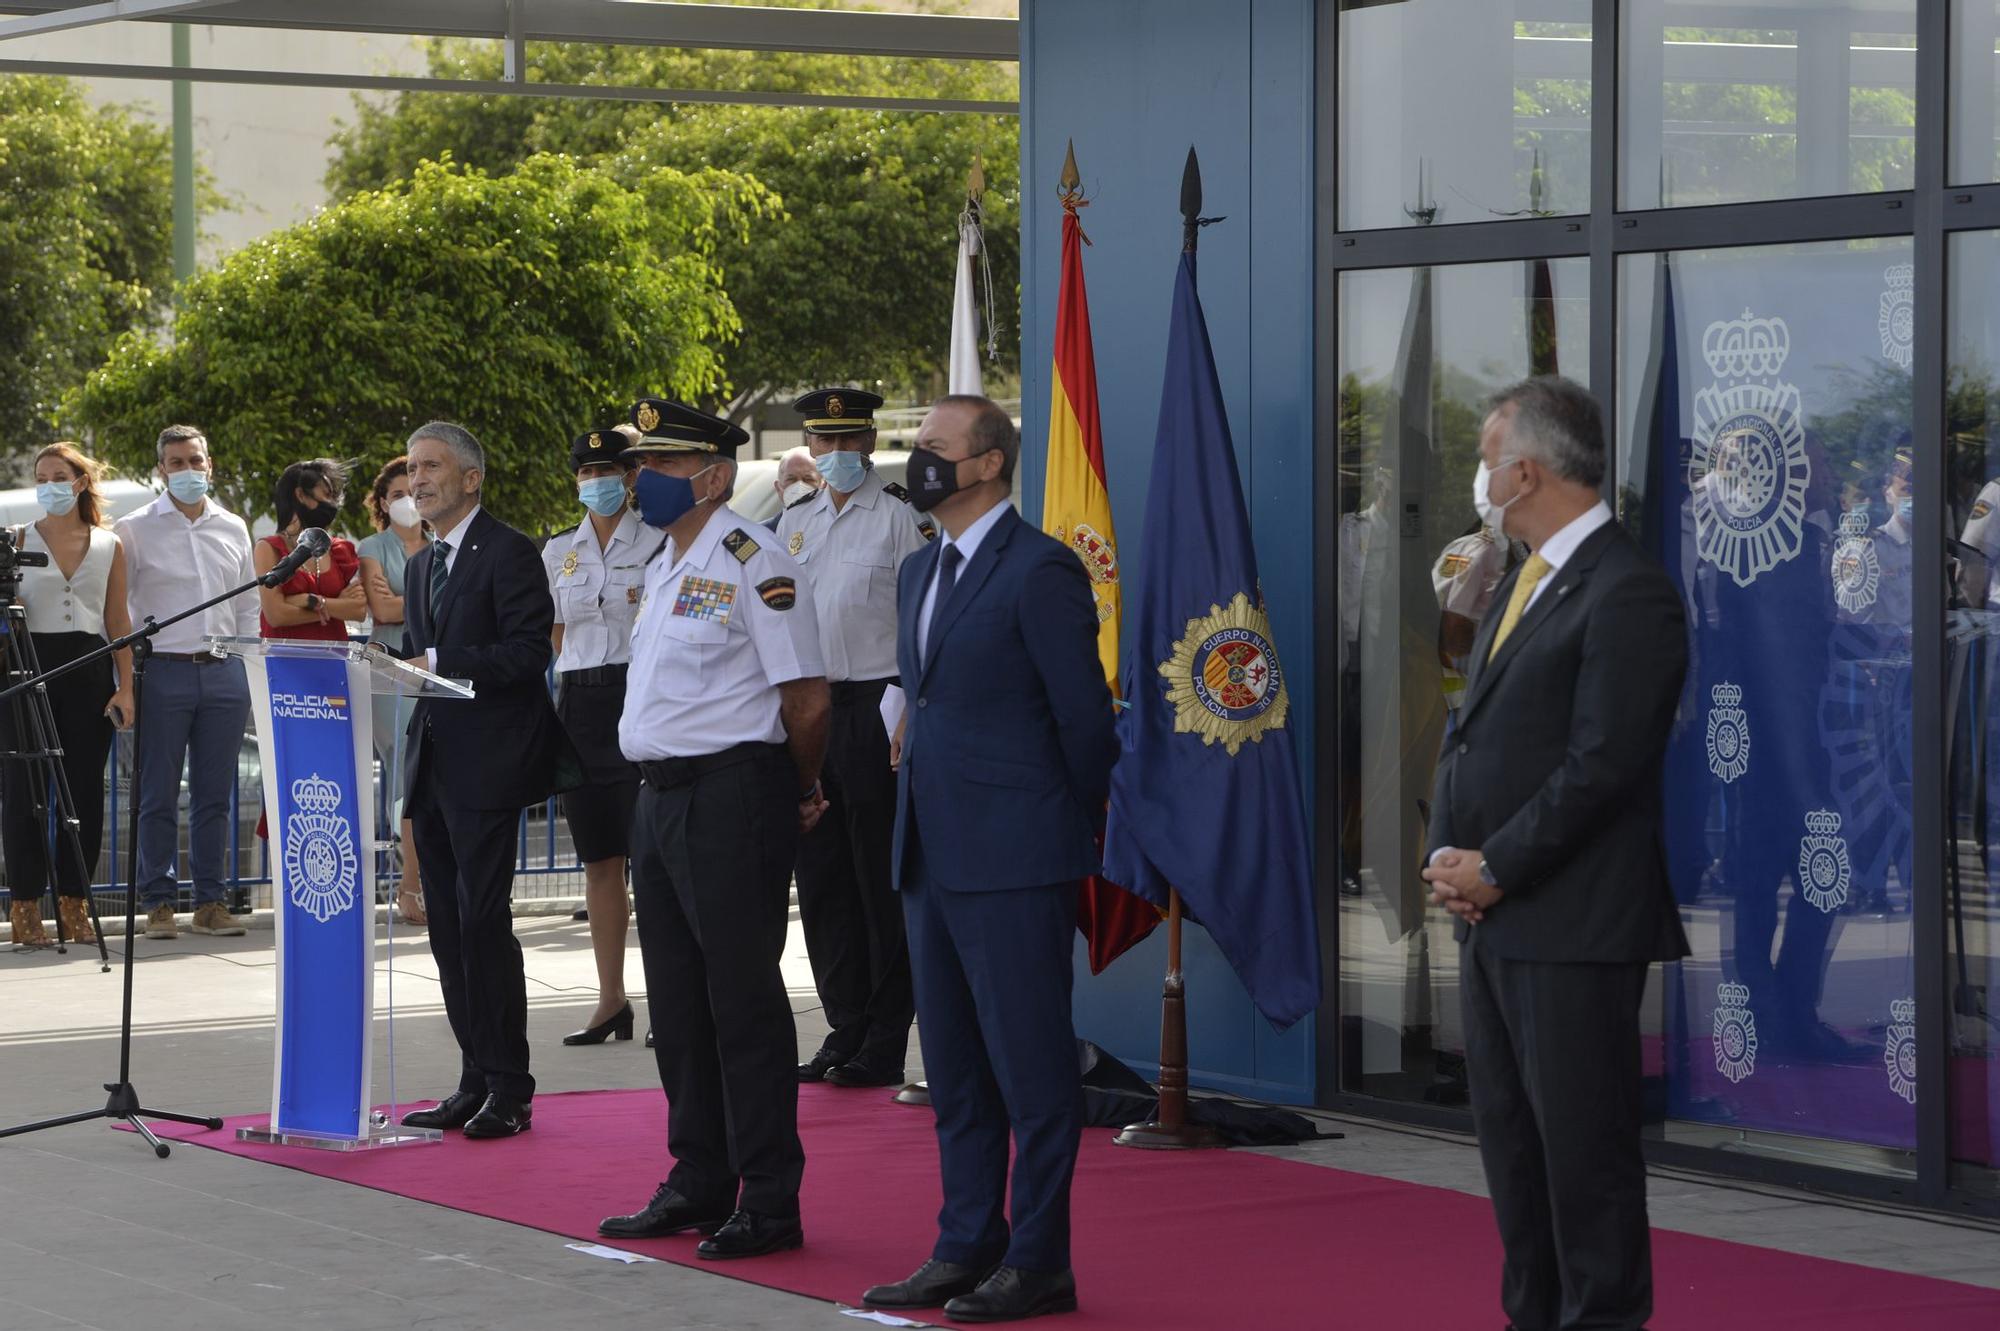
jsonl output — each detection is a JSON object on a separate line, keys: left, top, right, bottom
{"left": 1114, "top": 146, "right": 1223, "bottom": 1152}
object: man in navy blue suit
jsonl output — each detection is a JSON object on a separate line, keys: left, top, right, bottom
{"left": 860, "top": 395, "right": 1116, "bottom": 1324}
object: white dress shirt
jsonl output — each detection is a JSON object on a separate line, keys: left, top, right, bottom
{"left": 543, "top": 509, "right": 664, "bottom": 672}
{"left": 114, "top": 490, "right": 258, "bottom": 653}
{"left": 775, "top": 468, "right": 932, "bottom": 682}
{"left": 1523, "top": 500, "right": 1613, "bottom": 613}
{"left": 619, "top": 515, "right": 824, "bottom": 761}
{"left": 917, "top": 499, "right": 1011, "bottom": 662}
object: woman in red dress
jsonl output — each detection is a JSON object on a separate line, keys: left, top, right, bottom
{"left": 254, "top": 458, "right": 367, "bottom": 639}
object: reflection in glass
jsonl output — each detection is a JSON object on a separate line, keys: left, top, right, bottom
{"left": 1620, "top": 3, "right": 1916, "bottom": 209}
{"left": 1954, "top": 3, "right": 2000, "bottom": 184}
{"left": 1336, "top": 258, "right": 1588, "bottom": 1102}
{"left": 1618, "top": 238, "right": 1916, "bottom": 1172}
{"left": 1337, "top": 1, "right": 1590, "bottom": 230}
{"left": 1945, "top": 231, "right": 2000, "bottom": 1195}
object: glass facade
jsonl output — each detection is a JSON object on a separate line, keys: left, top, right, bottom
{"left": 1620, "top": 2, "right": 1916, "bottom": 209}
{"left": 1336, "top": 1, "right": 1592, "bottom": 230}
{"left": 1330, "top": 2, "right": 2000, "bottom": 1216}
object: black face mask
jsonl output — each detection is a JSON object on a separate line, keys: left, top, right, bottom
{"left": 299, "top": 501, "right": 340, "bottom": 531}
{"left": 906, "top": 446, "right": 965, "bottom": 513}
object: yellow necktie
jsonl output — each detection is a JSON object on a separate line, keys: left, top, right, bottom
{"left": 1488, "top": 553, "right": 1552, "bottom": 661}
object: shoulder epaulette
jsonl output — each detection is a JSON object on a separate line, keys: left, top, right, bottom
{"left": 723, "top": 528, "right": 760, "bottom": 564}
{"left": 883, "top": 481, "right": 911, "bottom": 502}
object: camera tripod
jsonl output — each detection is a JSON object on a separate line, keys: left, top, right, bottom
{"left": 1, "top": 584, "right": 112, "bottom": 967}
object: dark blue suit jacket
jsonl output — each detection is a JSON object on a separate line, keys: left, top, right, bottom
{"left": 892, "top": 504, "right": 1116, "bottom": 892}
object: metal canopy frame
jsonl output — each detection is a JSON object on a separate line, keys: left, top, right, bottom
{"left": 0, "top": 1, "right": 1020, "bottom": 114}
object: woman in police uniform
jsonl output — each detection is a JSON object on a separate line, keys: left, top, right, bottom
{"left": 544, "top": 424, "right": 665, "bottom": 1045}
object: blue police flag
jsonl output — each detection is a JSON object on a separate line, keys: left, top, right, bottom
{"left": 1101, "top": 234, "right": 1319, "bottom": 1030}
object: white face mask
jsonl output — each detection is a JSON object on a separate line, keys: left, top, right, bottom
{"left": 781, "top": 479, "right": 817, "bottom": 509}
{"left": 388, "top": 495, "right": 421, "bottom": 530}
{"left": 1471, "top": 456, "right": 1524, "bottom": 535}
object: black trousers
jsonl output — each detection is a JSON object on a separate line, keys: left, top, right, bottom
{"left": 410, "top": 772, "right": 534, "bottom": 1103}
{"left": 794, "top": 678, "right": 912, "bottom": 1067}
{"left": 631, "top": 744, "right": 804, "bottom": 1216}
{"left": 1, "top": 633, "right": 113, "bottom": 900}
{"left": 1461, "top": 929, "right": 1653, "bottom": 1331}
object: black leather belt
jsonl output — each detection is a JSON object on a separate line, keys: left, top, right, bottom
{"left": 561, "top": 663, "right": 628, "bottom": 686}
{"left": 151, "top": 650, "right": 228, "bottom": 664}
{"left": 829, "top": 677, "right": 896, "bottom": 705}
{"left": 637, "top": 741, "right": 783, "bottom": 790}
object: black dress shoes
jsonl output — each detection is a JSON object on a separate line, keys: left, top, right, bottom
{"left": 401, "top": 1090, "right": 483, "bottom": 1130}
{"left": 862, "top": 1258, "right": 999, "bottom": 1310}
{"left": 824, "top": 1056, "right": 906, "bottom": 1088}
{"left": 696, "top": 1210, "right": 804, "bottom": 1260}
{"left": 598, "top": 1184, "right": 733, "bottom": 1239}
{"left": 562, "top": 1001, "right": 635, "bottom": 1046}
{"left": 796, "top": 1048, "right": 847, "bottom": 1082}
{"left": 461, "top": 1093, "right": 532, "bottom": 1139}
{"left": 943, "top": 1266, "right": 1078, "bottom": 1323}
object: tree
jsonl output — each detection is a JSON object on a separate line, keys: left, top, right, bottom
{"left": 70, "top": 155, "right": 768, "bottom": 533}
{"left": 0, "top": 76, "right": 176, "bottom": 458}
{"left": 324, "top": 21, "right": 1020, "bottom": 418}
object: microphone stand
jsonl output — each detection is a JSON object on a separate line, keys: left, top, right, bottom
{"left": 0, "top": 567, "right": 283, "bottom": 1156}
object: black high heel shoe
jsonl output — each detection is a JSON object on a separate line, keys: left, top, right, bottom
{"left": 562, "top": 1001, "right": 635, "bottom": 1046}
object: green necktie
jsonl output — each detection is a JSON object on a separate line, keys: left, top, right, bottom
{"left": 429, "top": 540, "right": 452, "bottom": 632}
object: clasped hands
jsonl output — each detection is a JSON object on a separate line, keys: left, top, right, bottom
{"left": 1422, "top": 847, "right": 1503, "bottom": 924}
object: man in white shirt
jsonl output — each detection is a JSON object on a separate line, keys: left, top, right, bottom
{"left": 114, "top": 425, "right": 257, "bottom": 941}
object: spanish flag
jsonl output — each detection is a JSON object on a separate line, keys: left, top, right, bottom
{"left": 1042, "top": 141, "right": 1157, "bottom": 972}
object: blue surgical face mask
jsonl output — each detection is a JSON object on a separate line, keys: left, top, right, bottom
{"left": 633, "top": 464, "right": 713, "bottom": 529}
{"left": 813, "top": 448, "right": 868, "bottom": 494}
{"left": 578, "top": 475, "right": 628, "bottom": 517}
{"left": 35, "top": 481, "right": 78, "bottom": 516}
{"left": 1896, "top": 496, "right": 1914, "bottom": 524}
{"left": 165, "top": 470, "right": 209, "bottom": 504}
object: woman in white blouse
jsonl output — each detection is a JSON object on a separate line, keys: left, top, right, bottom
{"left": 4, "top": 443, "right": 134, "bottom": 948}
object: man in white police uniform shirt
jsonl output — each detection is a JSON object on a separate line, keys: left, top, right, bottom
{"left": 544, "top": 423, "right": 663, "bottom": 1048}
{"left": 597, "top": 397, "right": 832, "bottom": 1261}
{"left": 778, "top": 387, "right": 934, "bottom": 1090}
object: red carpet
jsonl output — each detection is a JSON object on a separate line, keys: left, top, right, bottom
{"left": 136, "top": 1086, "right": 2000, "bottom": 1329}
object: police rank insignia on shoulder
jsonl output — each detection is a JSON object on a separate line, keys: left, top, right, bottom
{"left": 883, "top": 481, "right": 911, "bottom": 502}
{"left": 787, "top": 531, "right": 805, "bottom": 556}
{"left": 756, "top": 576, "right": 797, "bottom": 610}
{"left": 672, "top": 575, "right": 735, "bottom": 624}
{"left": 723, "top": 529, "right": 760, "bottom": 564}
{"left": 561, "top": 549, "right": 580, "bottom": 577}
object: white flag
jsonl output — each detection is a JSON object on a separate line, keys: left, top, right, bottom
{"left": 949, "top": 211, "right": 983, "bottom": 396}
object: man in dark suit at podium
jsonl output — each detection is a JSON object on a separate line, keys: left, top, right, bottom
{"left": 1422, "top": 377, "right": 1689, "bottom": 1331}
{"left": 397, "top": 421, "right": 577, "bottom": 1140}
{"left": 860, "top": 396, "right": 1115, "bottom": 1324}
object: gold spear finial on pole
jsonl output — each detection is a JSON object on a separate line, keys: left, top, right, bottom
{"left": 967, "top": 154, "right": 986, "bottom": 203}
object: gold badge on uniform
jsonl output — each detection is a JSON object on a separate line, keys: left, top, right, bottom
{"left": 636, "top": 402, "right": 661, "bottom": 432}
{"left": 561, "top": 549, "right": 580, "bottom": 577}
{"left": 826, "top": 394, "right": 844, "bottom": 419}
{"left": 589, "top": 432, "right": 603, "bottom": 450}
{"left": 788, "top": 531, "right": 805, "bottom": 556}
{"left": 627, "top": 586, "right": 640, "bottom": 604}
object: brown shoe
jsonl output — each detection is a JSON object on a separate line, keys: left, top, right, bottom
{"left": 189, "top": 902, "right": 248, "bottom": 936}
{"left": 56, "top": 896, "right": 97, "bottom": 945}
{"left": 144, "top": 904, "right": 179, "bottom": 939}
{"left": 10, "top": 899, "right": 50, "bottom": 947}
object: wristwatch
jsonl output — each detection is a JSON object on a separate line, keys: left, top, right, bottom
{"left": 305, "top": 592, "right": 322, "bottom": 612}
{"left": 800, "top": 779, "right": 822, "bottom": 804}
{"left": 1477, "top": 859, "right": 1498, "bottom": 888}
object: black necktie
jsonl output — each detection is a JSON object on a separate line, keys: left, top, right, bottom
{"left": 926, "top": 544, "right": 963, "bottom": 663}
{"left": 429, "top": 540, "right": 452, "bottom": 632}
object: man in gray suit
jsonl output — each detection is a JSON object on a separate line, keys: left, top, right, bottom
{"left": 1423, "top": 376, "right": 1689, "bottom": 1331}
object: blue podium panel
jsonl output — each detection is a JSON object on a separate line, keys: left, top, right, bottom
{"left": 253, "top": 654, "right": 375, "bottom": 1139}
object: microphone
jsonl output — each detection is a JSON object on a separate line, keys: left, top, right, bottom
{"left": 262, "top": 527, "right": 332, "bottom": 586}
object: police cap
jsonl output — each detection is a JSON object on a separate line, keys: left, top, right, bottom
{"left": 793, "top": 387, "right": 883, "bottom": 437}
{"left": 625, "top": 398, "right": 749, "bottom": 459}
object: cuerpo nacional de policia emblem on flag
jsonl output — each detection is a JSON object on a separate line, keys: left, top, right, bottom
{"left": 1688, "top": 309, "right": 1809, "bottom": 588}
{"left": 1885, "top": 997, "right": 1917, "bottom": 1105}
{"left": 284, "top": 772, "right": 360, "bottom": 924}
{"left": 1797, "top": 807, "right": 1853, "bottom": 913}
{"left": 1830, "top": 505, "right": 1882, "bottom": 616}
{"left": 1714, "top": 982, "right": 1760, "bottom": 1084}
{"left": 1879, "top": 262, "right": 1914, "bottom": 371}
{"left": 1705, "top": 681, "right": 1750, "bottom": 784}
{"left": 1159, "top": 590, "right": 1289, "bottom": 758}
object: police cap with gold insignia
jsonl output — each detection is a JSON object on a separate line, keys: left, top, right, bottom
{"left": 570, "top": 428, "right": 634, "bottom": 473}
{"left": 625, "top": 397, "right": 750, "bottom": 459}
{"left": 793, "top": 387, "right": 883, "bottom": 436}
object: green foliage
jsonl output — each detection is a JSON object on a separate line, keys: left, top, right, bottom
{"left": 69, "top": 155, "right": 768, "bottom": 533}
{"left": 0, "top": 76, "right": 175, "bottom": 452}
{"left": 323, "top": 22, "right": 1019, "bottom": 416}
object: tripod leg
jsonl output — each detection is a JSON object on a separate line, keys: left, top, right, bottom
{"left": 0, "top": 1108, "right": 112, "bottom": 1139}
{"left": 123, "top": 1114, "right": 170, "bottom": 1159}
